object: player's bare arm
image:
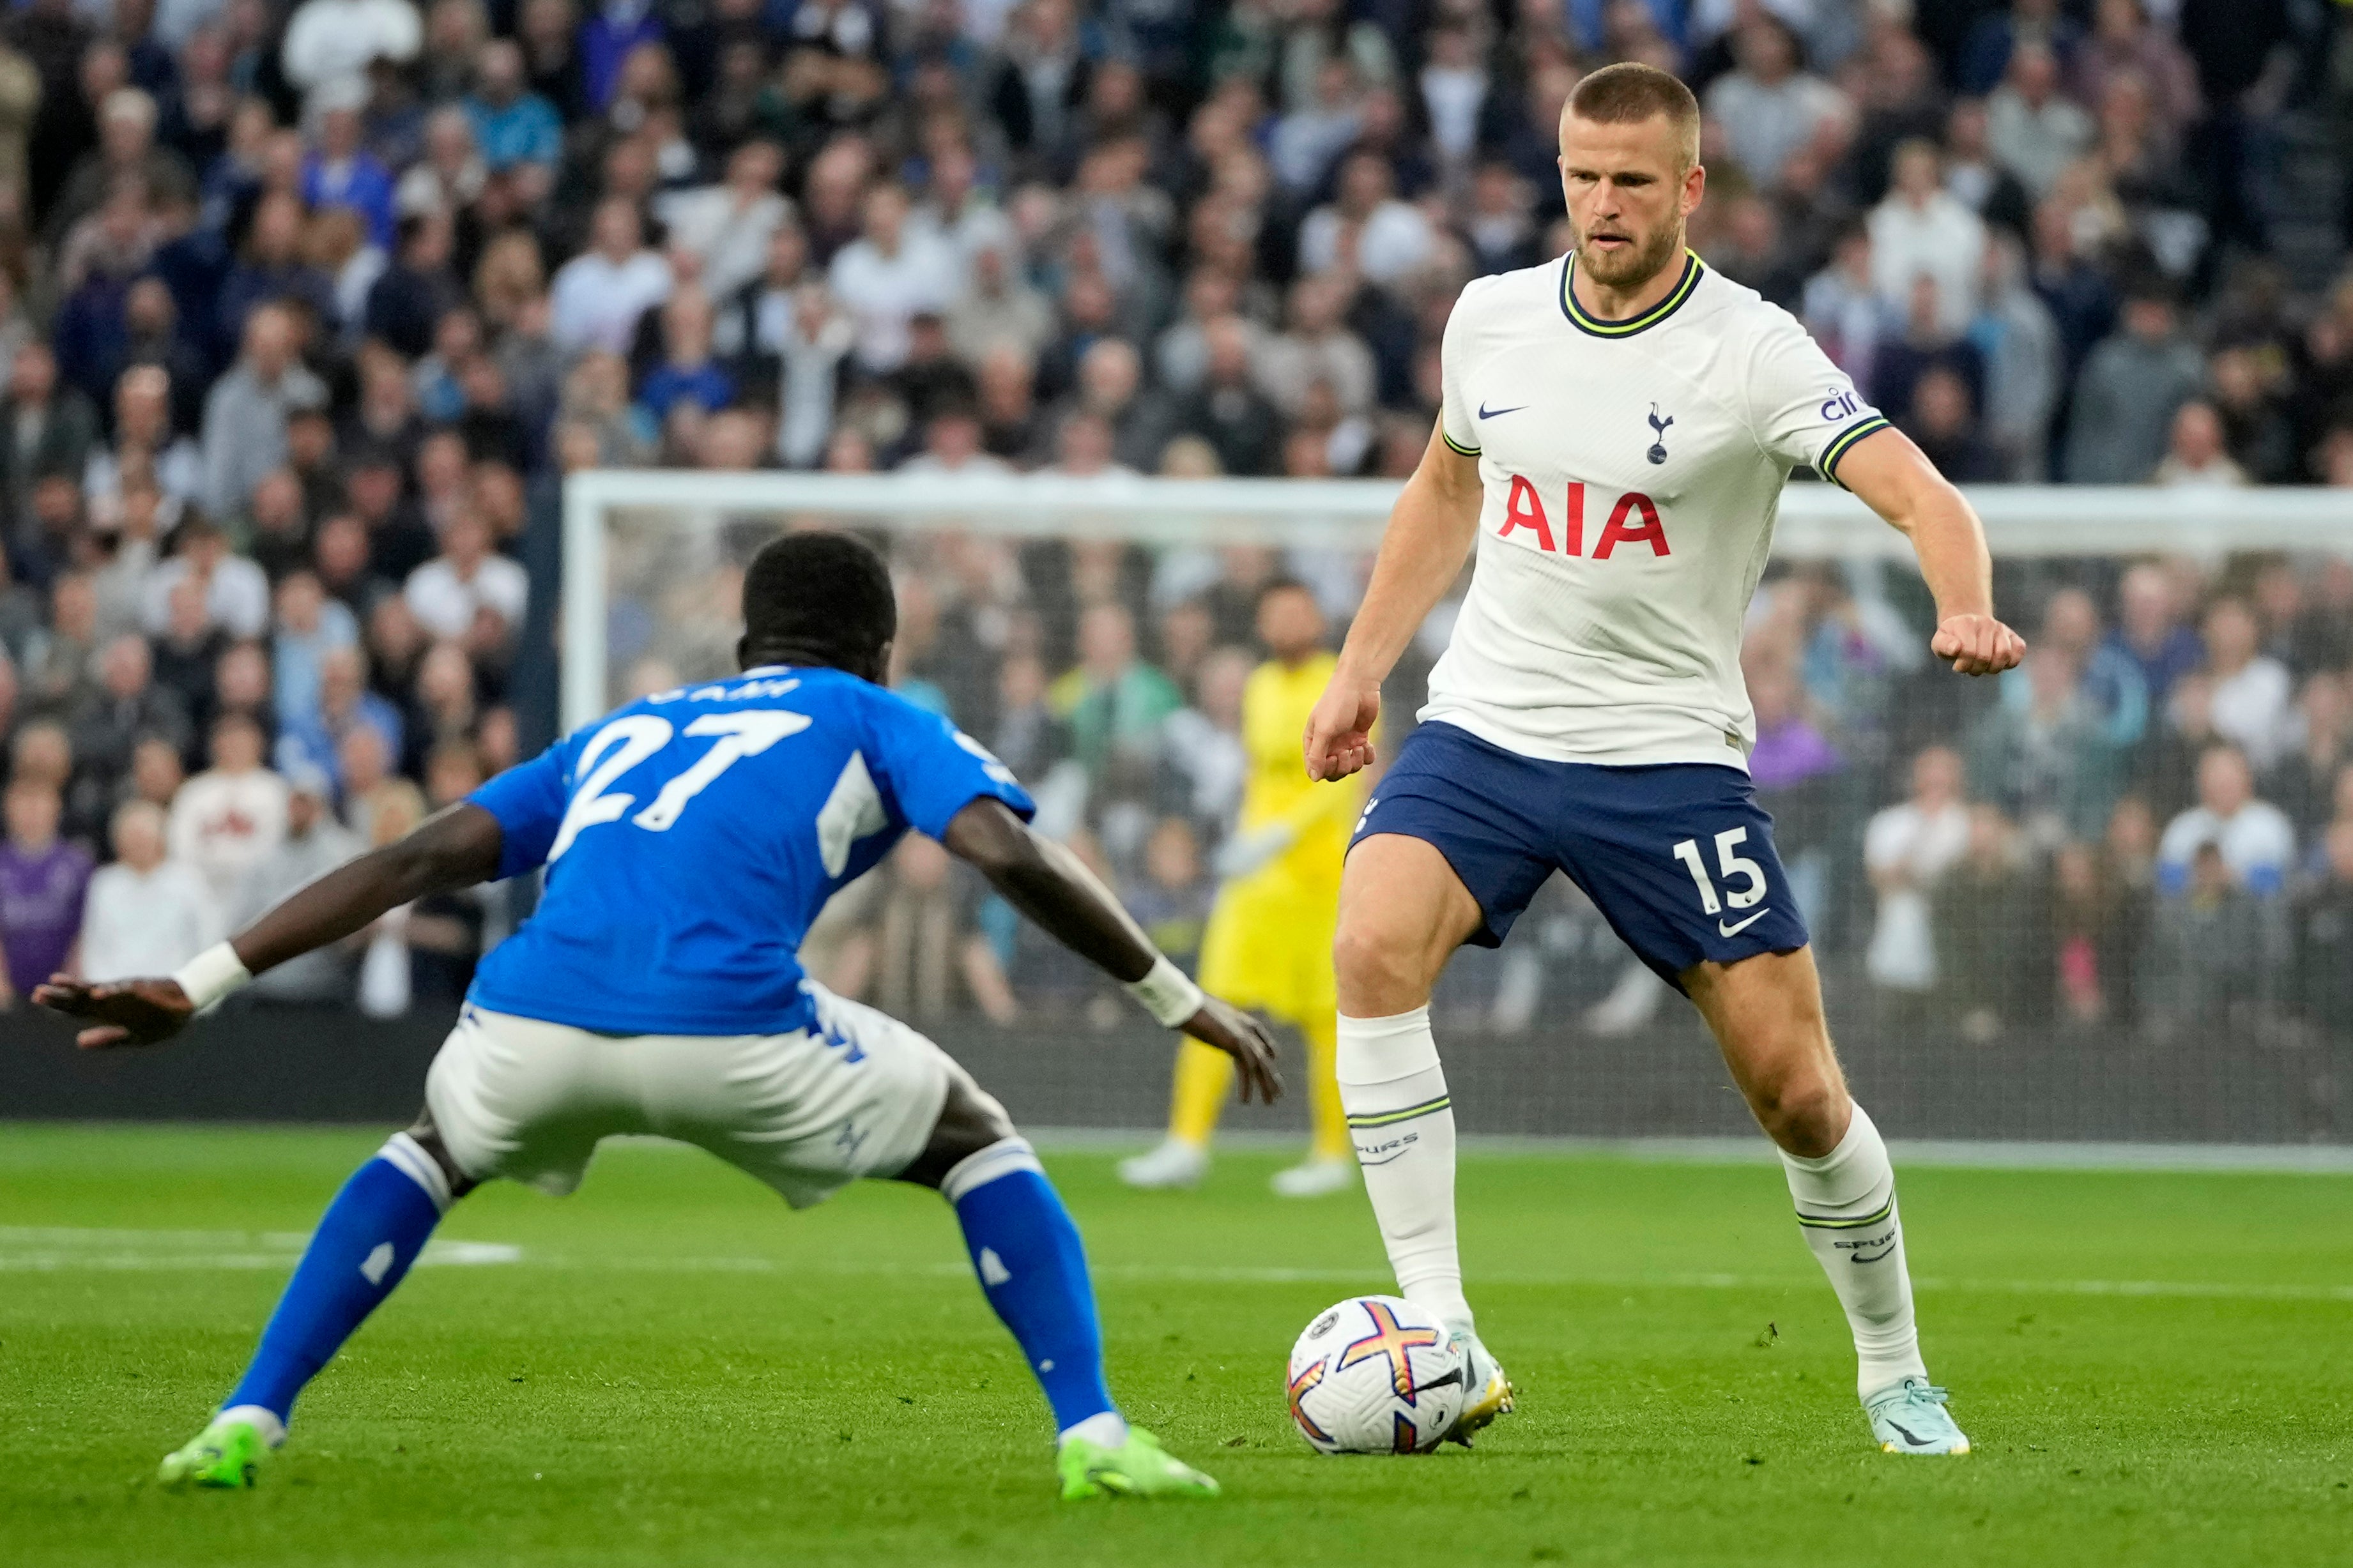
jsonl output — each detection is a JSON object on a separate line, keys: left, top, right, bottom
{"left": 1303, "top": 423, "right": 1481, "bottom": 782}
{"left": 940, "top": 798, "right": 1283, "bottom": 1103}
{"left": 34, "top": 803, "right": 504, "bottom": 1050}
{"left": 1833, "top": 428, "right": 2026, "bottom": 677}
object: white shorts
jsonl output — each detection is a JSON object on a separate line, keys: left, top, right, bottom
{"left": 424, "top": 984, "right": 960, "bottom": 1208}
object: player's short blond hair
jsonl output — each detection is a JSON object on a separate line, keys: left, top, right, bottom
{"left": 1562, "top": 63, "right": 1703, "bottom": 173}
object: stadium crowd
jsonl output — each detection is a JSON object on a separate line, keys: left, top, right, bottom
{"left": 0, "top": 0, "right": 2349, "bottom": 1035}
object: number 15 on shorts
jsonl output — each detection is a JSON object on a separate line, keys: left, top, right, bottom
{"left": 1673, "top": 828, "right": 1768, "bottom": 930}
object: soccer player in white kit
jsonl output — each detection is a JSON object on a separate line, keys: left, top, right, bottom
{"left": 1302, "top": 64, "right": 2025, "bottom": 1456}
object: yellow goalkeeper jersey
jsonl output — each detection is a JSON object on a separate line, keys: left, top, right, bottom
{"left": 1234, "top": 651, "right": 1362, "bottom": 890}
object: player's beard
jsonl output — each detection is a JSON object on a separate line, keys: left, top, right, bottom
{"left": 1575, "top": 215, "right": 1685, "bottom": 291}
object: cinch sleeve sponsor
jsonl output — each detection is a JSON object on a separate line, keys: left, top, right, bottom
{"left": 1749, "top": 319, "right": 1892, "bottom": 491}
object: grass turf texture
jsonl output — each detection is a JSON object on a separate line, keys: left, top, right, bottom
{"left": 3, "top": 1125, "right": 2349, "bottom": 1566}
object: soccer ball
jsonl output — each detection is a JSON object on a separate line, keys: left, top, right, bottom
{"left": 1285, "top": 1295, "right": 1468, "bottom": 1454}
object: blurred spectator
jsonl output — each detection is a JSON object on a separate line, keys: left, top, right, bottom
{"left": 2201, "top": 597, "right": 2293, "bottom": 770}
{"left": 1869, "top": 141, "right": 1984, "bottom": 335}
{"left": 636, "top": 287, "right": 736, "bottom": 421}
{"left": 2, "top": 342, "right": 99, "bottom": 540}
{"left": 869, "top": 833, "right": 1016, "bottom": 1024}
{"left": 2268, "top": 674, "right": 2348, "bottom": 836}
{"left": 2157, "top": 744, "right": 2294, "bottom": 897}
{"left": 828, "top": 183, "right": 958, "bottom": 376}
{"left": 0, "top": 777, "right": 92, "bottom": 1005}
{"left": 1986, "top": 43, "right": 2093, "bottom": 201}
{"left": 303, "top": 89, "right": 397, "bottom": 250}
{"left": 1865, "top": 745, "right": 1973, "bottom": 1001}
{"left": 1256, "top": 275, "right": 1375, "bottom": 421}
{"left": 144, "top": 517, "right": 270, "bottom": 640}
{"left": 282, "top": 0, "right": 423, "bottom": 115}
{"left": 548, "top": 198, "right": 671, "bottom": 356}
{"left": 463, "top": 37, "right": 562, "bottom": 181}
{"left": 1176, "top": 316, "right": 1282, "bottom": 478}
{"left": 1933, "top": 805, "right": 2044, "bottom": 1037}
{"left": 70, "top": 633, "right": 191, "bottom": 811}
{"left": 2150, "top": 839, "right": 2268, "bottom": 1028}
{"left": 272, "top": 570, "right": 360, "bottom": 733}
{"left": 2151, "top": 400, "right": 2248, "bottom": 486}
{"left": 169, "top": 710, "right": 289, "bottom": 903}
{"left": 657, "top": 139, "right": 788, "bottom": 306}
{"left": 77, "top": 797, "right": 218, "bottom": 981}
{"left": 2292, "top": 819, "right": 2353, "bottom": 1037}
{"left": 2062, "top": 284, "right": 2205, "bottom": 483}
{"left": 1705, "top": 16, "right": 1844, "bottom": 189}
{"left": 199, "top": 304, "right": 326, "bottom": 521}
{"left": 1901, "top": 365, "right": 2005, "bottom": 483}
{"left": 1296, "top": 150, "right": 1433, "bottom": 286}
{"left": 1968, "top": 643, "right": 2127, "bottom": 843}
{"left": 2104, "top": 563, "right": 2204, "bottom": 711}
{"left": 1053, "top": 601, "right": 1179, "bottom": 778}
{"left": 403, "top": 510, "right": 525, "bottom": 646}
{"left": 1873, "top": 276, "right": 1986, "bottom": 430}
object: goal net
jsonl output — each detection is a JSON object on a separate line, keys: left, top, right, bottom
{"left": 566, "top": 471, "right": 2353, "bottom": 1147}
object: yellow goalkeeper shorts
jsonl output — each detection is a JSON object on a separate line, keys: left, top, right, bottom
{"left": 1195, "top": 876, "right": 1339, "bottom": 1024}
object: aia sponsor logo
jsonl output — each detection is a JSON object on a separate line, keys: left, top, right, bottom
{"left": 1496, "top": 476, "right": 1670, "bottom": 559}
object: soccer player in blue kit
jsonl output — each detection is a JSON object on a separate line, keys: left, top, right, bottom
{"left": 38, "top": 532, "right": 1282, "bottom": 1501}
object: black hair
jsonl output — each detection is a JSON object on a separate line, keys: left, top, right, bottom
{"left": 1256, "top": 575, "right": 1319, "bottom": 607}
{"left": 739, "top": 530, "right": 897, "bottom": 678}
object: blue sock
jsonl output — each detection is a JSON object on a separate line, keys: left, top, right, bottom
{"left": 224, "top": 1135, "right": 452, "bottom": 1426}
{"left": 944, "top": 1139, "right": 1117, "bottom": 1434}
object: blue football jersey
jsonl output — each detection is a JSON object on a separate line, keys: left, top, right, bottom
{"left": 464, "top": 664, "right": 1034, "bottom": 1035}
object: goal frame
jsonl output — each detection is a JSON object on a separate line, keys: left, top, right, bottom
{"left": 560, "top": 470, "right": 2352, "bottom": 731}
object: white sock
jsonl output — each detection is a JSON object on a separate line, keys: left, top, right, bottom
{"left": 1778, "top": 1102, "right": 1928, "bottom": 1399}
{"left": 215, "top": 1404, "right": 287, "bottom": 1447}
{"left": 1337, "top": 1008, "right": 1472, "bottom": 1334}
{"left": 1057, "top": 1411, "right": 1129, "bottom": 1449}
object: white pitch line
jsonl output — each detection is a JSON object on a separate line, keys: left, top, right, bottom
{"left": 7, "top": 1228, "right": 2345, "bottom": 1303}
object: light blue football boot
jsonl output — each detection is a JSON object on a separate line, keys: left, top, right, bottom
{"left": 1865, "top": 1378, "right": 1970, "bottom": 1455}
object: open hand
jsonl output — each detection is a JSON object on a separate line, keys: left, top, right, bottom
{"left": 31, "top": 974, "right": 197, "bottom": 1049}
{"left": 1304, "top": 675, "right": 1380, "bottom": 782}
{"left": 1930, "top": 614, "right": 2026, "bottom": 676}
{"left": 1180, "top": 994, "right": 1285, "bottom": 1104}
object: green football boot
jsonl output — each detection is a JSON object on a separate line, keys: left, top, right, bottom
{"left": 1057, "top": 1426, "right": 1221, "bottom": 1501}
{"left": 157, "top": 1412, "right": 275, "bottom": 1489}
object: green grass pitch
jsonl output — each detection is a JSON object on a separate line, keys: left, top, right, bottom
{"left": 3, "top": 1123, "right": 2349, "bottom": 1566}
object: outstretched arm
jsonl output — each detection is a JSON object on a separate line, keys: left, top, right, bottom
{"left": 1304, "top": 422, "right": 1483, "bottom": 780}
{"left": 1834, "top": 428, "right": 2026, "bottom": 676}
{"left": 36, "top": 803, "right": 505, "bottom": 1049}
{"left": 941, "top": 798, "right": 1284, "bottom": 1102}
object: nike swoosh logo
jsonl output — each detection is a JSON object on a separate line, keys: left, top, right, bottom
{"left": 1718, "top": 909, "right": 1771, "bottom": 938}
{"left": 1476, "top": 402, "right": 1526, "bottom": 419}
{"left": 1850, "top": 1244, "right": 1897, "bottom": 1265}
{"left": 1885, "top": 1420, "right": 1926, "bottom": 1447}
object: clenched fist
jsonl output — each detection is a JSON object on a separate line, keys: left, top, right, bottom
{"left": 1930, "top": 614, "right": 2025, "bottom": 676}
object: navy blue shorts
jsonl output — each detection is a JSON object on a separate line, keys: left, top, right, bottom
{"left": 1350, "top": 721, "right": 1810, "bottom": 991}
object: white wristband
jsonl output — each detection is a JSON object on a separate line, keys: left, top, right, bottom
{"left": 171, "top": 943, "right": 252, "bottom": 1011}
{"left": 1125, "top": 954, "right": 1205, "bottom": 1028}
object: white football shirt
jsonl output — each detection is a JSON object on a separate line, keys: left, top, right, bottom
{"left": 1422, "top": 250, "right": 1892, "bottom": 770}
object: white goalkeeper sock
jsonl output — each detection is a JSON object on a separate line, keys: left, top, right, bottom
{"left": 1336, "top": 1007, "right": 1472, "bottom": 1334}
{"left": 1779, "top": 1102, "right": 1929, "bottom": 1399}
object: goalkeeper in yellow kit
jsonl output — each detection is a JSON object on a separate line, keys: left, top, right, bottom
{"left": 1121, "top": 581, "right": 1365, "bottom": 1197}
